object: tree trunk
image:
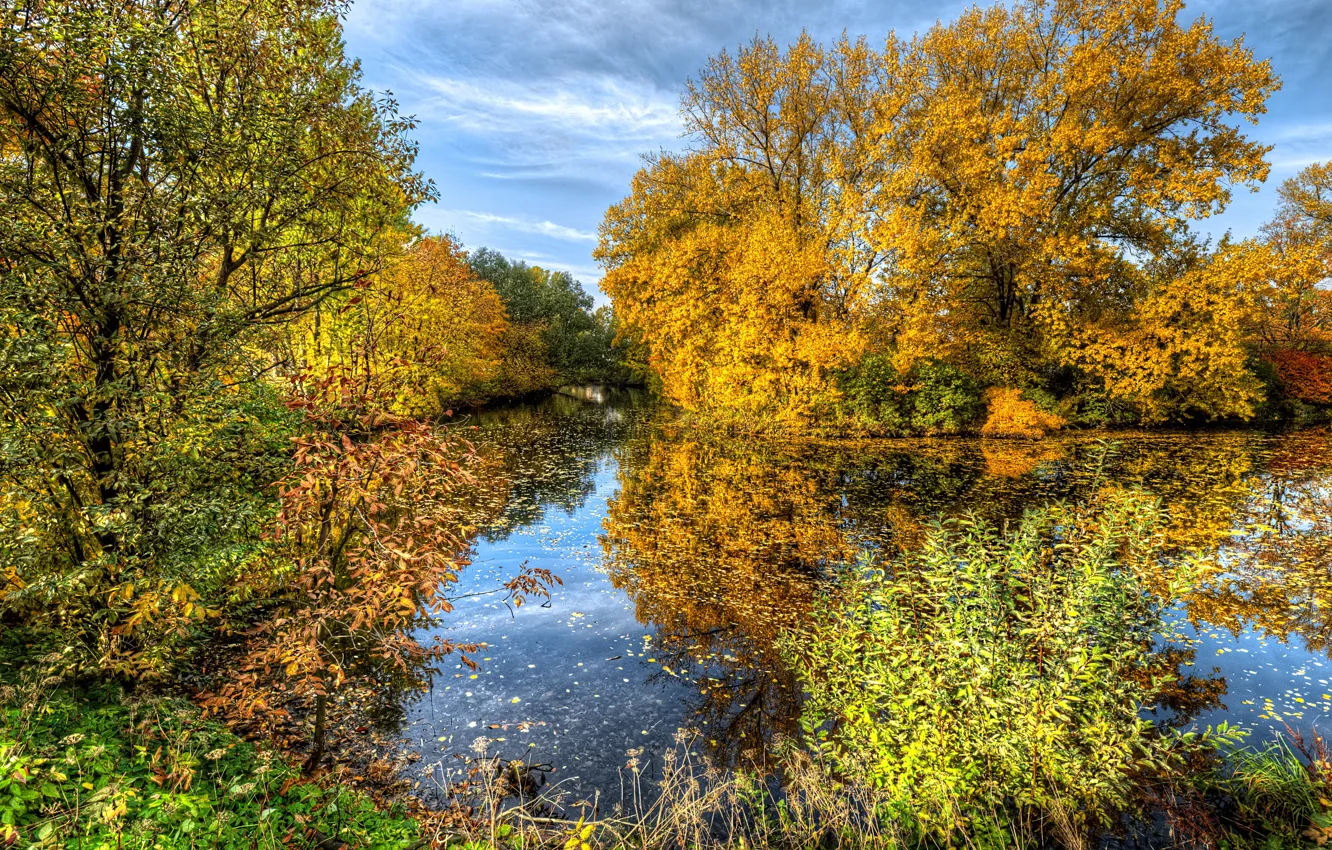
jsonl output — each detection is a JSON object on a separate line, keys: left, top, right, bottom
{"left": 304, "top": 692, "right": 328, "bottom": 774}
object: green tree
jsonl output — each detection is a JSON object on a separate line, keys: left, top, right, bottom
{"left": 469, "top": 247, "right": 617, "bottom": 385}
{"left": 0, "top": 0, "right": 430, "bottom": 676}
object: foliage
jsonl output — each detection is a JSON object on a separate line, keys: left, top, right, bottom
{"left": 597, "top": 35, "right": 879, "bottom": 422}
{"left": 1253, "top": 163, "right": 1332, "bottom": 355}
{"left": 599, "top": 0, "right": 1283, "bottom": 426}
{"left": 981, "top": 388, "right": 1066, "bottom": 439}
{"left": 1268, "top": 349, "right": 1332, "bottom": 405}
{"left": 873, "top": 0, "right": 1273, "bottom": 387}
{"left": 1073, "top": 243, "right": 1268, "bottom": 422}
{"left": 0, "top": 0, "right": 428, "bottom": 676}
{"left": 838, "top": 355, "right": 911, "bottom": 431}
{"left": 203, "top": 371, "right": 558, "bottom": 772}
{"left": 0, "top": 674, "right": 419, "bottom": 849}
{"left": 0, "top": 380, "right": 298, "bottom": 679}
{"left": 294, "top": 234, "right": 511, "bottom": 414}
{"left": 837, "top": 357, "right": 983, "bottom": 434}
{"left": 906, "top": 360, "right": 985, "bottom": 435}
{"left": 469, "top": 248, "right": 622, "bottom": 389}
{"left": 783, "top": 493, "right": 1193, "bottom": 841}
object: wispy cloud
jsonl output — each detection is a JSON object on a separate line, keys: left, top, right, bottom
{"left": 438, "top": 209, "right": 599, "bottom": 243}
{"left": 415, "top": 76, "right": 679, "bottom": 139}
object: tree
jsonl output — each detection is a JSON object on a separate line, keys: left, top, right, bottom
{"left": 1072, "top": 242, "right": 1266, "bottom": 422}
{"left": 873, "top": 0, "right": 1275, "bottom": 390}
{"left": 1253, "top": 162, "right": 1332, "bottom": 354}
{"left": 0, "top": 0, "right": 430, "bottom": 674}
{"left": 293, "top": 233, "right": 510, "bottom": 414}
{"left": 597, "top": 34, "right": 885, "bottom": 421}
{"left": 599, "top": 0, "right": 1279, "bottom": 424}
{"left": 469, "top": 248, "right": 615, "bottom": 387}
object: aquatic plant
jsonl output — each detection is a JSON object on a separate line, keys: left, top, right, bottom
{"left": 782, "top": 492, "right": 1193, "bottom": 844}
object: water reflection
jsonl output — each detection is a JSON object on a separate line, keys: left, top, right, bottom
{"left": 603, "top": 431, "right": 842, "bottom": 770}
{"left": 601, "top": 424, "right": 1332, "bottom": 765}
{"left": 407, "top": 397, "right": 1332, "bottom": 800}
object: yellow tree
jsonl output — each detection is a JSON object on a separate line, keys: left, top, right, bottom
{"left": 1253, "top": 163, "right": 1332, "bottom": 353}
{"left": 871, "top": 0, "right": 1277, "bottom": 393}
{"left": 375, "top": 235, "right": 509, "bottom": 413}
{"left": 296, "top": 233, "right": 511, "bottom": 414}
{"left": 1072, "top": 243, "right": 1266, "bottom": 421}
{"left": 598, "top": 35, "right": 889, "bottom": 422}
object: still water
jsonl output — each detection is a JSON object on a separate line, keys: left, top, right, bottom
{"left": 402, "top": 390, "right": 1332, "bottom": 803}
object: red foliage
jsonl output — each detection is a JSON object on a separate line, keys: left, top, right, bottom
{"left": 1268, "top": 349, "right": 1332, "bottom": 405}
{"left": 205, "top": 369, "right": 558, "bottom": 771}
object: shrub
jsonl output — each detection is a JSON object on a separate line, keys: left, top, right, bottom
{"left": 0, "top": 676, "right": 419, "bottom": 849}
{"left": 837, "top": 354, "right": 910, "bottom": 430}
{"left": 981, "top": 387, "right": 1067, "bottom": 438}
{"left": 905, "top": 359, "right": 984, "bottom": 434}
{"left": 1268, "top": 349, "right": 1332, "bottom": 405}
{"left": 783, "top": 493, "right": 1191, "bottom": 843}
{"left": 837, "top": 357, "right": 983, "bottom": 434}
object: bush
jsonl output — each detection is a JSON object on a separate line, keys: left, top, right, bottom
{"left": 0, "top": 380, "right": 299, "bottom": 681}
{"left": 907, "top": 359, "right": 984, "bottom": 434}
{"left": 837, "top": 354, "right": 910, "bottom": 430}
{"left": 783, "top": 493, "right": 1191, "bottom": 843}
{"left": 1268, "top": 349, "right": 1332, "bottom": 406}
{"left": 981, "top": 387, "right": 1066, "bottom": 438}
{"left": 837, "top": 357, "right": 983, "bottom": 434}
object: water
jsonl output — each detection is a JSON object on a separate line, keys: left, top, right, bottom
{"left": 399, "top": 390, "right": 1332, "bottom": 803}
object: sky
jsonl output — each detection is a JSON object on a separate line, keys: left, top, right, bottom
{"left": 342, "top": 0, "right": 1332, "bottom": 303}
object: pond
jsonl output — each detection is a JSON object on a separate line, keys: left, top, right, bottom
{"left": 401, "top": 389, "right": 1332, "bottom": 806}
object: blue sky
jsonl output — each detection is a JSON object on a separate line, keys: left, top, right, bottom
{"left": 343, "top": 0, "right": 1332, "bottom": 303}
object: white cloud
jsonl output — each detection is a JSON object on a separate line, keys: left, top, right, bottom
{"left": 417, "top": 76, "right": 678, "bottom": 136}
{"left": 406, "top": 73, "right": 682, "bottom": 174}
{"left": 438, "top": 209, "right": 599, "bottom": 243}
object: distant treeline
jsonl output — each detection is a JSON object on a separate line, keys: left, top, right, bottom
{"left": 294, "top": 236, "right": 643, "bottom": 416}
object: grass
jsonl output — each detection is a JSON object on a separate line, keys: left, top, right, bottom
{"left": 0, "top": 654, "right": 422, "bottom": 849}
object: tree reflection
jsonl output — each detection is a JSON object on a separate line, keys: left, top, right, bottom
{"left": 602, "top": 430, "right": 840, "bottom": 769}
{"left": 452, "top": 391, "right": 649, "bottom": 540}
{"left": 1181, "top": 429, "right": 1332, "bottom": 653}
{"left": 599, "top": 423, "right": 1332, "bottom": 771}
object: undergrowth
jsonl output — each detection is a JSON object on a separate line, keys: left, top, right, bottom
{"left": 0, "top": 648, "right": 421, "bottom": 849}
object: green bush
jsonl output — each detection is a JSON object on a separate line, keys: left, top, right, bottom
{"left": 782, "top": 493, "right": 1193, "bottom": 842}
{"left": 908, "top": 359, "right": 983, "bottom": 433}
{"left": 837, "top": 354, "right": 910, "bottom": 431}
{"left": 838, "top": 357, "right": 982, "bottom": 434}
{"left": 0, "top": 379, "right": 300, "bottom": 680}
{"left": 0, "top": 678, "right": 419, "bottom": 849}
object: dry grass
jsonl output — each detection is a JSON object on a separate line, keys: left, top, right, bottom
{"left": 415, "top": 732, "right": 1045, "bottom": 850}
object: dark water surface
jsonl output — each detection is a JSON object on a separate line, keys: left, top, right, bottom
{"left": 401, "top": 390, "right": 1332, "bottom": 804}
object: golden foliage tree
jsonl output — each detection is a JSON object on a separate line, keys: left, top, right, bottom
{"left": 600, "top": 0, "right": 1281, "bottom": 425}
{"left": 1253, "top": 162, "right": 1332, "bottom": 355}
{"left": 597, "top": 35, "right": 887, "bottom": 422}
{"left": 1072, "top": 243, "right": 1266, "bottom": 422}
{"left": 872, "top": 0, "right": 1275, "bottom": 389}
{"left": 294, "top": 234, "right": 511, "bottom": 415}
{"left": 371, "top": 235, "right": 509, "bottom": 412}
